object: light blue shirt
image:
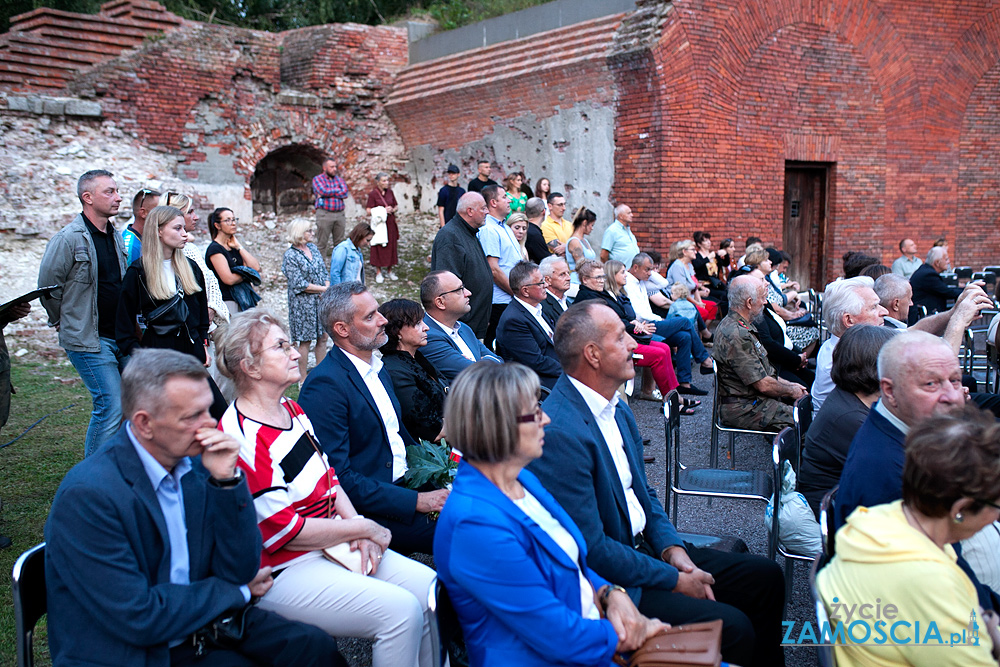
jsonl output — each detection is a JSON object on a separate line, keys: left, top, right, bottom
{"left": 891, "top": 255, "right": 922, "bottom": 279}
{"left": 600, "top": 220, "right": 640, "bottom": 266}
{"left": 125, "top": 422, "right": 250, "bottom": 643}
{"left": 478, "top": 215, "right": 522, "bottom": 305}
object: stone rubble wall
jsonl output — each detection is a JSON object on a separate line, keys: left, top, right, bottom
{"left": 1, "top": 5, "right": 414, "bottom": 239}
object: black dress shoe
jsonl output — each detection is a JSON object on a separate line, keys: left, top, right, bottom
{"left": 643, "top": 454, "right": 655, "bottom": 464}
{"left": 677, "top": 384, "right": 708, "bottom": 396}
{"left": 699, "top": 362, "right": 715, "bottom": 375}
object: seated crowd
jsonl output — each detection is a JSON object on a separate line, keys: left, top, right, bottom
{"left": 34, "top": 169, "right": 1000, "bottom": 667}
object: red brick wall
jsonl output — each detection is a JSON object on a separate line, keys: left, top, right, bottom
{"left": 386, "top": 14, "right": 623, "bottom": 152}
{"left": 614, "top": 0, "right": 1000, "bottom": 279}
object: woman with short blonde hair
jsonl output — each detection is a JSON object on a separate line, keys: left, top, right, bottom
{"left": 217, "top": 308, "right": 439, "bottom": 667}
{"left": 281, "top": 218, "right": 329, "bottom": 380}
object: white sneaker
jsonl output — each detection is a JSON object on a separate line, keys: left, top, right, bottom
{"left": 375, "top": 273, "right": 384, "bottom": 284}
{"left": 388, "top": 271, "right": 399, "bottom": 281}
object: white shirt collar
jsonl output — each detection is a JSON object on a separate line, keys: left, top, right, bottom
{"left": 567, "top": 376, "right": 619, "bottom": 420}
{"left": 874, "top": 398, "right": 910, "bottom": 436}
{"left": 546, "top": 289, "right": 567, "bottom": 306}
{"left": 427, "top": 313, "right": 460, "bottom": 334}
{"left": 342, "top": 347, "right": 383, "bottom": 376}
{"left": 514, "top": 295, "right": 543, "bottom": 315}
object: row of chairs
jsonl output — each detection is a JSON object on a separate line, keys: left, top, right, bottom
{"left": 665, "top": 389, "right": 816, "bottom": 613}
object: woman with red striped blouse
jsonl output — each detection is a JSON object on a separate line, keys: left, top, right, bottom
{"left": 216, "top": 307, "right": 438, "bottom": 667}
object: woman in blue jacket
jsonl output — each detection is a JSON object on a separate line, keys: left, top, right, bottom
{"left": 329, "top": 223, "right": 374, "bottom": 285}
{"left": 434, "top": 362, "right": 665, "bottom": 667}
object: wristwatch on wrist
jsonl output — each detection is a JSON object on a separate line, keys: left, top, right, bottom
{"left": 209, "top": 468, "right": 243, "bottom": 488}
{"left": 599, "top": 584, "right": 627, "bottom": 608}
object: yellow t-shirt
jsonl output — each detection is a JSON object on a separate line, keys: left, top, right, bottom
{"left": 541, "top": 215, "right": 573, "bottom": 247}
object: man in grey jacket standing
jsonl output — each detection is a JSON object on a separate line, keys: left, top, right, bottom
{"left": 38, "top": 169, "right": 128, "bottom": 456}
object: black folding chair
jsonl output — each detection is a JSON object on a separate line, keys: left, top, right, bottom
{"left": 792, "top": 394, "right": 812, "bottom": 474}
{"left": 12, "top": 542, "right": 46, "bottom": 667}
{"left": 768, "top": 428, "right": 817, "bottom": 614}
{"left": 818, "top": 486, "right": 839, "bottom": 562}
{"left": 809, "top": 553, "right": 838, "bottom": 667}
{"left": 666, "top": 390, "right": 771, "bottom": 526}
{"left": 708, "top": 360, "right": 774, "bottom": 469}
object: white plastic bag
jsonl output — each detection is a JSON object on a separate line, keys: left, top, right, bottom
{"left": 369, "top": 206, "right": 388, "bottom": 246}
{"left": 764, "top": 462, "right": 822, "bottom": 556}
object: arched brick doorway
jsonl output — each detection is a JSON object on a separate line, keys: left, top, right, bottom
{"left": 251, "top": 144, "right": 327, "bottom": 215}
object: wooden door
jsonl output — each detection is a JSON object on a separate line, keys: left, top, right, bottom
{"left": 783, "top": 165, "right": 828, "bottom": 290}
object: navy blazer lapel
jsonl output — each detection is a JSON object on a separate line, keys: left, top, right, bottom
{"left": 181, "top": 464, "right": 207, "bottom": 575}
{"left": 614, "top": 405, "right": 646, "bottom": 499}
{"left": 458, "top": 323, "right": 483, "bottom": 359}
{"left": 513, "top": 300, "right": 551, "bottom": 344}
{"left": 557, "top": 379, "right": 631, "bottom": 524}
{"left": 111, "top": 429, "right": 172, "bottom": 575}
{"left": 424, "top": 314, "right": 461, "bottom": 353}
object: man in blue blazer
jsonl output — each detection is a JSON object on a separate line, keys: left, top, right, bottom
{"left": 496, "top": 261, "right": 562, "bottom": 389}
{"left": 44, "top": 349, "right": 339, "bottom": 666}
{"left": 299, "top": 282, "right": 450, "bottom": 555}
{"left": 528, "top": 302, "right": 786, "bottom": 667}
{"left": 835, "top": 330, "right": 965, "bottom": 529}
{"left": 419, "top": 270, "right": 502, "bottom": 383}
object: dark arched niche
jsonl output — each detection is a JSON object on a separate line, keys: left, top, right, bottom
{"left": 251, "top": 144, "right": 328, "bottom": 215}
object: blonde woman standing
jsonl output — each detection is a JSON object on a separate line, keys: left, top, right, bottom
{"left": 282, "top": 219, "right": 329, "bottom": 379}
{"left": 116, "top": 205, "right": 228, "bottom": 417}
{"left": 162, "top": 191, "right": 229, "bottom": 330}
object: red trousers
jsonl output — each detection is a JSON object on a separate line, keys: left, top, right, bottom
{"left": 634, "top": 340, "right": 679, "bottom": 394}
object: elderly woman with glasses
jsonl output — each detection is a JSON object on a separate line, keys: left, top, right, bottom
{"left": 435, "top": 362, "right": 667, "bottom": 666}
{"left": 818, "top": 405, "right": 1000, "bottom": 667}
{"left": 216, "top": 308, "right": 439, "bottom": 667}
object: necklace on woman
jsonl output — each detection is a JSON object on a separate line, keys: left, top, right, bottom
{"left": 902, "top": 504, "right": 940, "bottom": 548}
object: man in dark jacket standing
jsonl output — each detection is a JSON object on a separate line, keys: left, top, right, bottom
{"left": 431, "top": 192, "right": 492, "bottom": 339}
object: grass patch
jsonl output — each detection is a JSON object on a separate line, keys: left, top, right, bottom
{"left": 426, "top": 0, "right": 552, "bottom": 31}
{"left": 0, "top": 362, "right": 90, "bottom": 667}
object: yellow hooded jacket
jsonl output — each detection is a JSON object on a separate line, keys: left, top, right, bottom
{"left": 817, "top": 501, "right": 994, "bottom": 666}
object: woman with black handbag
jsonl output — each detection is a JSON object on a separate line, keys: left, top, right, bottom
{"left": 116, "top": 205, "right": 227, "bottom": 416}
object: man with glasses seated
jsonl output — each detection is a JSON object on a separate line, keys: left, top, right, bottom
{"left": 121, "top": 187, "right": 161, "bottom": 265}
{"left": 419, "top": 271, "right": 501, "bottom": 384}
{"left": 495, "top": 261, "right": 562, "bottom": 389}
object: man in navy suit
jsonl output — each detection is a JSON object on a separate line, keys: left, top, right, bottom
{"left": 495, "top": 261, "right": 562, "bottom": 389}
{"left": 835, "top": 330, "right": 965, "bottom": 528}
{"left": 528, "top": 302, "right": 786, "bottom": 667}
{"left": 419, "top": 270, "right": 501, "bottom": 383}
{"left": 44, "top": 349, "right": 340, "bottom": 666}
{"left": 299, "top": 282, "right": 450, "bottom": 555}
